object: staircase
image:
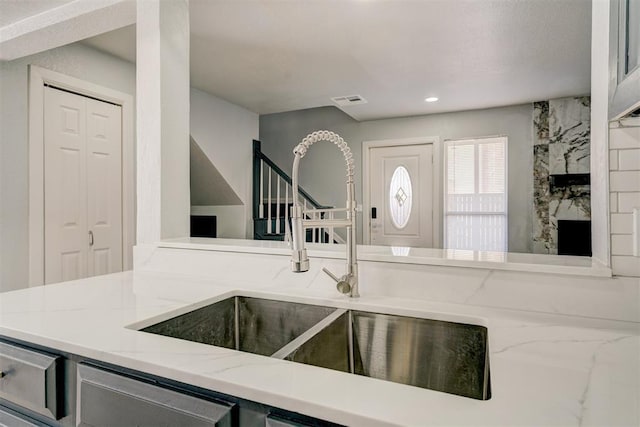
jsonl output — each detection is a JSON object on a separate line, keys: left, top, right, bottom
{"left": 253, "top": 140, "right": 345, "bottom": 244}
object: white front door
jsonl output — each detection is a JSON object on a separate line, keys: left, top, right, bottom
{"left": 44, "top": 87, "right": 122, "bottom": 284}
{"left": 368, "top": 143, "right": 433, "bottom": 247}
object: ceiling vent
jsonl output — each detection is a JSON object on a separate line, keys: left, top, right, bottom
{"left": 331, "top": 95, "right": 368, "bottom": 107}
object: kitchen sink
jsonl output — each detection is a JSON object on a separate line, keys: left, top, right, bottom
{"left": 280, "top": 311, "right": 490, "bottom": 400}
{"left": 141, "top": 296, "right": 335, "bottom": 356}
{"left": 140, "top": 296, "right": 490, "bottom": 400}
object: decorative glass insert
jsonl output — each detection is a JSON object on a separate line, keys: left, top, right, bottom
{"left": 389, "top": 166, "right": 412, "bottom": 229}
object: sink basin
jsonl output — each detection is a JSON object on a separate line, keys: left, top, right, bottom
{"left": 141, "top": 296, "right": 490, "bottom": 400}
{"left": 141, "top": 296, "right": 336, "bottom": 357}
{"left": 280, "top": 311, "right": 490, "bottom": 400}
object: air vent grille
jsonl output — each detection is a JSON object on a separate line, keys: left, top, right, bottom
{"left": 331, "top": 95, "right": 368, "bottom": 106}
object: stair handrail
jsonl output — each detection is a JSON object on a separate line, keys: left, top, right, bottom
{"left": 253, "top": 140, "right": 331, "bottom": 217}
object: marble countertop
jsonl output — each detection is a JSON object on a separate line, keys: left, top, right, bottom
{"left": 159, "top": 238, "right": 613, "bottom": 277}
{"left": 0, "top": 268, "right": 638, "bottom": 426}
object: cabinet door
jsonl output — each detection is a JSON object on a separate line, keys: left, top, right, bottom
{"left": 0, "top": 405, "right": 42, "bottom": 427}
{"left": 76, "top": 365, "right": 233, "bottom": 427}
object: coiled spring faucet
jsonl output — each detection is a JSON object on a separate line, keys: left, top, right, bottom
{"left": 290, "top": 130, "right": 359, "bottom": 298}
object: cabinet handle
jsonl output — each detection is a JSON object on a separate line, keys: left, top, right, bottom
{"left": 88, "top": 230, "right": 94, "bottom": 247}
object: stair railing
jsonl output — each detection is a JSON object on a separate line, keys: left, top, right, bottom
{"left": 253, "top": 140, "right": 345, "bottom": 244}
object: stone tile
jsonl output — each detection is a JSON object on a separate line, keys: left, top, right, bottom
{"left": 618, "top": 192, "right": 640, "bottom": 213}
{"left": 533, "top": 101, "right": 549, "bottom": 146}
{"left": 611, "top": 213, "right": 634, "bottom": 234}
{"left": 618, "top": 149, "right": 640, "bottom": 171}
{"left": 610, "top": 171, "right": 640, "bottom": 192}
{"left": 611, "top": 255, "right": 640, "bottom": 277}
{"left": 612, "top": 234, "right": 634, "bottom": 256}
{"left": 610, "top": 149, "right": 619, "bottom": 170}
{"left": 548, "top": 97, "right": 590, "bottom": 174}
{"left": 609, "top": 126, "right": 640, "bottom": 149}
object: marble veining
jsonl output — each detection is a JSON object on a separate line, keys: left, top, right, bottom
{"left": 533, "top": 97, "right": 591, "bottom": 254}
{"left": 533, "top": 143, "right": 551, "bottom": 253}
{"left": 0, "top": 263, "right": 638, "bottom": 426}
{"left": 549, "top": 97, "right": 591, "bottom": 175}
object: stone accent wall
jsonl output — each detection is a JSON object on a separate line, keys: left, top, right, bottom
{"left": 532, "top": 97, "right": 591, "bottom": 254}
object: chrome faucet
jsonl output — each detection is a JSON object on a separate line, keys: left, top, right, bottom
{"left": 289, "top": 130, "right": 359, "bottom": 298}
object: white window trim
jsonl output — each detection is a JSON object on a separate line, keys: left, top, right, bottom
{"left": 28, "top": 65, "right": 135, "bottom": 287}
{"left": 443, "top": 136, "right": 508, "bottom": 251}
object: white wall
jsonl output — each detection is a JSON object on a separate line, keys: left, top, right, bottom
{"left": 191, "top": 205, "right": 245, "bottom": 239}
{"left": 190, "top": 88, "right": 259, "bottom": 239}
{"left": 259, "top": 104, "right": 534, "bottom": 253}
{"left": 590, "top": 0, "right": 612, "bottom": 267}
{"left": 0, "top": 42, "right": 136, "bottom": 292}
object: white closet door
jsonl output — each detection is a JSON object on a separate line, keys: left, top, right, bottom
{"left": 86, "top": 98, "right": 122, "bottom": 276}
{"left": 44, "top": 87, "right": 123, "bottom": 284}
{"left": 44, "top": 87, "right": 88, "bottom": 283}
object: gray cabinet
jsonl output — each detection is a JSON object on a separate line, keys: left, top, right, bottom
{"left": 265, "top": 414, "right": 310, "bottom": 427}
{"left": 0, "top": 405, "right": 42, "bottom": 427}
{"left": 0, "top": 342, "right": 60, "bottom": 421}
{"left": 76, "top": 364, "right": 234, "bottom": 427}
{"left": 1, "top": 337, "right": 340, "bottom": 427}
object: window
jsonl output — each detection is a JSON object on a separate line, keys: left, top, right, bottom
{"left": 388, "top": 166, "right": 412, "bottom": 229}
{"left": 622, "top": 0, "right": 640, "bottom": 77}
{"left": 444, "top": 137, "right": 507, "bottom": 251}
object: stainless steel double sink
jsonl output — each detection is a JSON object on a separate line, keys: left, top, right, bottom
{"left": 141, "top": 296, "right": 491, "bottom": 400}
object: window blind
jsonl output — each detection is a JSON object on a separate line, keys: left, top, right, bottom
{"left": 444, "top": 137, "right": 507, "bottom": 251}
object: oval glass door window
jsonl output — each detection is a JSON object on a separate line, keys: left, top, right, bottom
{"left": 389, "top": 166, "right": 412, "bottom": 229}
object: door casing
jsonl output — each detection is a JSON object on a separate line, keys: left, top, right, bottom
{"left": 362, "top": 137, "right": 442, "bottom": 248}
{"left": 28, "top": 65, "right": 135, "bottom": 287}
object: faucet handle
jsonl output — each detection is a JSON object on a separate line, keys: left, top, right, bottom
{"left": 322, "top": 268, "right": 352, "bottom": 295}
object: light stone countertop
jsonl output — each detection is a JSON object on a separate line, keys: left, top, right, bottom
{"left": 0, "top": 266, "right": 638, "bottom": 426}
{"left": 160, "top": 238, "right": 613, "bottom": 277}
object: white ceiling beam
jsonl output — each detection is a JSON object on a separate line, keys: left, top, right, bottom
{"left": 0, "top": 0, "right": 135, "bottom": 61}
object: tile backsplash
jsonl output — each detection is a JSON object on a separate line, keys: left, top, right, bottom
{"left": 609, "top": 124, "right": 640, "bottom": 276}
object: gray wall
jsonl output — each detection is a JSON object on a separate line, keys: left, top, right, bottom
{"left": 190, "top": 88, "right": 259, "bottom": 239}
{"left": 0, "top": 43, "right": 137, "bottom": 292}
{"left": 0, "top": 43, "right": 259, "bottom": 291}
{"left": 259, "top": 104, "right": 534, "bottom": 253}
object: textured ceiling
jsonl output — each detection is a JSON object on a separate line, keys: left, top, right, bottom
{"left": 81, "top": 0, "right": 592, "bottom": 121}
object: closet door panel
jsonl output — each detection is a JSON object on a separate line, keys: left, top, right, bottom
{"left": 44, "top": 87, "right": 88, "bottom": 284}
{"left": 86, "top": 98, "right": 123, "bottom": 277}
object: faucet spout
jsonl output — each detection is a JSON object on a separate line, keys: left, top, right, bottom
{"left": 290, "top": 130, "right": 359, "bottom": 297}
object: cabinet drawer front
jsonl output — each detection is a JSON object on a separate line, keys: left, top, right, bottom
{"left": 0, "top": 342, "right": 59, "bottom": 420}
{"left": 77, "top": 364, "right": 233, "bottom": 427}
{"left": 0, "top": 405, "right": 42, "bottom": 427}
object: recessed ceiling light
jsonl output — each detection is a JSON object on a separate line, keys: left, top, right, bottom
{"left": 425, "top": 97, "right": 439, "bottom": 103}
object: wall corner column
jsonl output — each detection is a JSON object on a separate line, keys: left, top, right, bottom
{"left": 136, "top": 0, "right": 190, "bottom": 244}
{"left": 590, "top": 0, "right": 612, "bottom": 266}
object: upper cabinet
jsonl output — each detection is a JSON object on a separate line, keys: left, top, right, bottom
{"left": 610, "top": 0, "right": 640, "bottom": 119}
